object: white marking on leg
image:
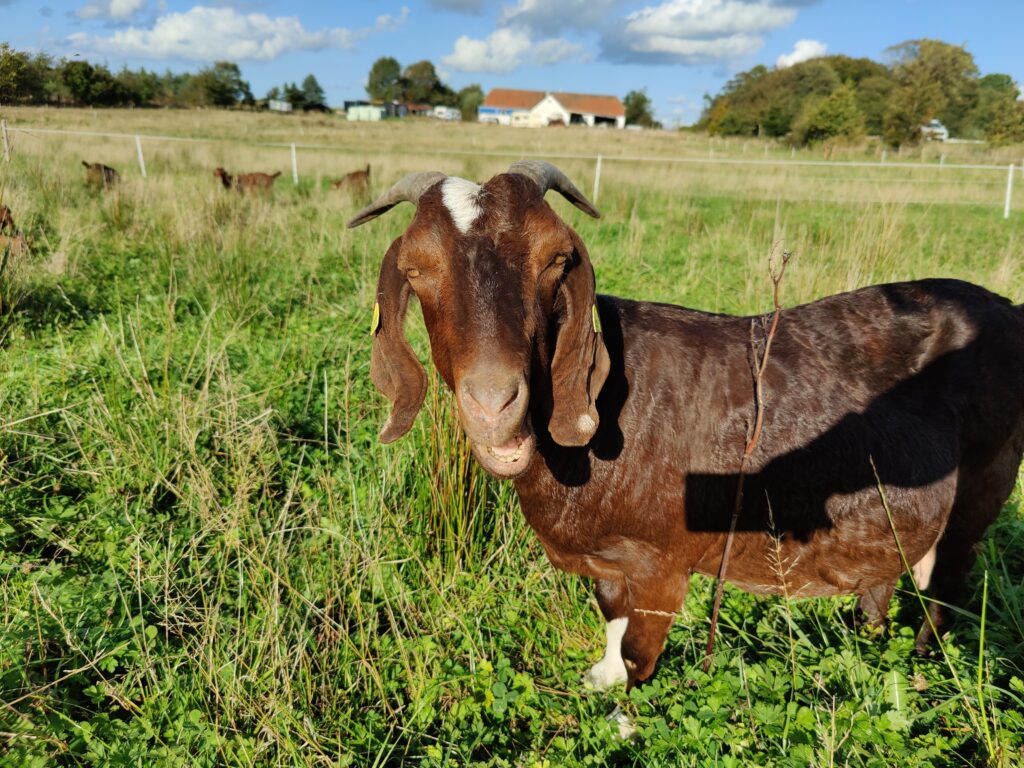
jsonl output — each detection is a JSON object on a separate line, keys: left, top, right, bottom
{"left": 441, "top": 177, "right": 482, "bottom": 234}
{"left": 607, "top": 705, "right": 637, "bottom": 740}
{"left": 912, "top": 543, "right": 938, "bottom": 590}
{"left": 586, "top": 617, "right": 628, "bottom": 691}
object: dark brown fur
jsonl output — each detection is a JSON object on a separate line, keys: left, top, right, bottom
{"left": 331, "top": 164, "right": 370, "bottom": 196}
{"left": 0, "top": 204, "right": 14, "bottom": 233}
{"left": 213, "top": 167, "right": 281, "bottom": 193}
{"left": 82, "top": 161, "right": 120, "bottom": 189}
{"left": 359, "top": 169, "right": 1024, "bottom": 690}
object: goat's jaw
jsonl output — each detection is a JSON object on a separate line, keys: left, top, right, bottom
{"left": 470, "top": 420, "right": 535, "bottom": 478}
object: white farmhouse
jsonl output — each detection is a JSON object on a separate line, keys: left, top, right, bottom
{"left": 478, "top": 89, "right": 626, "bottom": 128}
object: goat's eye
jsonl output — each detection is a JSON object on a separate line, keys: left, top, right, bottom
{"left": 551, "top": 253, "right": 569, "bottom": 268}
{"left": 406, "top": 268, "right": 421, "bottom": 278}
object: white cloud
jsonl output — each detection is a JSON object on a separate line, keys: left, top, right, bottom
{"left": 75, "top": 0, "right": 147, "bottom": 21}
{"left": 775, "top": 37, "right": 825, "bottom": 67}
{"left": 532, "top": 37, "right": 587, "bottom": 65}
{"left": 443, "top": 28, "right": 531, "bottom": 73}
{"left": 443, "top": 27, "right": 583, "bottom": 72}
{"left": 500, "top": 0, "right": 626, "bottom": 35}
{"left": 66, "top": 5, "right": 408, "bottom": 62}
{"left": 601, "top": 0, "right": 804, "bottom": 65}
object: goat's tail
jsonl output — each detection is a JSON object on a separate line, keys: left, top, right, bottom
{"left": 82, "top": 161, "right": 90, "bottom": 168}
{"left": 365, "top": 164, "right": 371, "bottom": 174}
{"left": 271, "top": 171, "right": 282, "bottom": 179}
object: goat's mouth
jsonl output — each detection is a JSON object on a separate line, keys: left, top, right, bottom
{"left": 471, "top": 421, "right": 535, "bottom": 478}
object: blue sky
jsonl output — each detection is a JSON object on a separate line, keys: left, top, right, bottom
{"left": 2, "top": 1, "right": 1022, "bottom": 125}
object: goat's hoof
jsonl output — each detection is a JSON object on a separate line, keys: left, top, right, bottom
{"left": 585, "top": 658, "right": 627, "bottom": 691}
{"left": 606, "top": 705, "right": 637, "bottom": 740}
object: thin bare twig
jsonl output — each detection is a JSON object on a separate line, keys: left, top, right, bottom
{"left": 703, "top": 248, "right": 791, "bottom": 672}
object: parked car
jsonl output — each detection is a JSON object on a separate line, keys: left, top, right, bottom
{"left": 921, "top": 119, "right": 949, "bottom": 142}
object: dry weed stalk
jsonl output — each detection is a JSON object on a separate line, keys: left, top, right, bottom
{"left": 703, "top": 246, "right": 791, "bottom": 672}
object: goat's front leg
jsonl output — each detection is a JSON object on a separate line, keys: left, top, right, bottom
{"left": 621, "top": 573, "right": 689, "bottom": 689}
{"left": 586, "top": 578, "right": 630, "bottom": 690}
{"left": 587, "top": 573, "right": 689, "bottom": 691}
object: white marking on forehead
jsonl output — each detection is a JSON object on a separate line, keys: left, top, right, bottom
{"left": 441, "top": 177, "right": 483, "bottom": 234}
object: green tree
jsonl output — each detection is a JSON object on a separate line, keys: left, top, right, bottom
{"left": 457, "top": 83, "right": 484, "bottom": 121}
{"left": 283, "top": 82, "right": 305, "bottom": 110}
{"left": 624, "top": 89, "right": 660, "bottom": 128}
{"left": 367, "top": 56, "right": 402, "bottom": 102}
{"left": 0, "top": 44, "right": 56, "bottom": 103}
{"left": 965, "top": 73, "right": 1020, "bottom": 139}
{"left": 60, "top": 60, "right": 127, "bottom": 106}
{"left": 401, "top": 60, "right": 455, "bottom": 105}
{"left": 855, "top": 75, "right": 894, "bottom": 135}
{"left": 883, "top": 39, "right": 979, "bottom": 144}
{"left": 204, "top": 61, "right": 252, "bottom": 107}
{"left": 301, "top": 74, "right": 327, "bottom": 110}
{"left": 792, "top": 82, "right": 864, "bottom": 144}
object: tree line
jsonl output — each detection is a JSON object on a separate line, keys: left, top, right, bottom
{"left": 0, "top": 43, "right": 330, "bottom": 111}
{"left": 698, "top": 39, "right": 1024, "bottom": 146}
{"left": 1, "top": 43, "right": 661, "bottom": 127}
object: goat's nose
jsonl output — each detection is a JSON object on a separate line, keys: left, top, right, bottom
{"left": 461, "top": 375, "right": 524, "bottom": 420}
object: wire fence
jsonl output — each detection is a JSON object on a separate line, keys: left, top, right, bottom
{"left": 2, "top": 120, "right": 1020, "bottom": 219}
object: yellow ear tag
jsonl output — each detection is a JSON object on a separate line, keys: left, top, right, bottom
{"left": 371, "top": 302, "right": 381, "bottom": 336}
{"left": 591, "top": 304, "right": 602, "bottom": 334}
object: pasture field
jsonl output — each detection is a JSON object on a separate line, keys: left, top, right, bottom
{"left": 1, "top": 108, "right": 1023, "bottom": 767}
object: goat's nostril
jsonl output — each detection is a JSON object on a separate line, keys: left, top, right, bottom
{"left": 463, "top": 379, "right": 523, "bottom": 419}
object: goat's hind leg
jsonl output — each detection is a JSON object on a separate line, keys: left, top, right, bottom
{"left": 915, "top": 452, "right": 1020, "bottom": 653}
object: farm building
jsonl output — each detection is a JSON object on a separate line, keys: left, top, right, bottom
{"left": 347, "top": 105, "right": 386, "bottom": 122}
{"left": 478, "top": 89, "right": 626, "bottom": 128}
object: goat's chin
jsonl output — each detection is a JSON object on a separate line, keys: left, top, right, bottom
{"left": 470, "top": 422, "right": 535, "bottom": 479}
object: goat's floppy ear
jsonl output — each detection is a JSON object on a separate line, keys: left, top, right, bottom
{"left": 548, "top": 230, "right": 610, "bottom": 447}
{"left": 371, "top": 237, "right": 427, "bottom": 443}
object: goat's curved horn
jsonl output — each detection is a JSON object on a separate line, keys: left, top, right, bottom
{"left": 347, "top": 172, "right": 447, "bottom": 228}
{"left": 507, "top": 160, "right": 600, "bottom": 219}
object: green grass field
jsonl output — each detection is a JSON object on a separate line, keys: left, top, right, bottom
{"left": 1, "top": 109, "right": 1023, "bottom": 767}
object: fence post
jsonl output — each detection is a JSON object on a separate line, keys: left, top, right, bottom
{"left": 135, "top": 135, "right": 147, "bottom": 178}
{"left": 593, "top": 154, "right": 602, "bottom": 204}
{"left": 1, "top": 119, "right": 10, "bottom": 163}
{"left": 939, "top": 154, "right": 945, "bottom": 169}
{"left": 291, "top": 143, "right": 299, "bottom": 186}
{"left": 1004, "top": 164, "right": 1014, "bottom": 220}
{"left": 880, "top": 149, "right": 887, "bottom": 164}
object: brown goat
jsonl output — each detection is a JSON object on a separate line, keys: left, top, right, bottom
{"left": 348, "top": 162, "right": 1024, "bottom": 697}
{"left": 82, "top": 161, "right": 120, "bottom": 189}
{"left": 0, "top": 204, "right": 14, "bottom": 233}
{"left": 213, "top": 167, "right": 281, "bottom": 193}
{"left": 331, "top": 164, "right": 371, "bottom": 196}
{"left": 0, "top": 232, "right": 29, "bottom": 259}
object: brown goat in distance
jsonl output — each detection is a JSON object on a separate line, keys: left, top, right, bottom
{"left": 213, "top": 167, "right": 281, "bottom": 193}
{"left": 348, "top": 162, "right": 1024, "bottom": 699}
{"left": 0, "top": 232, "right": 29, "bottom": 260}
{"left": 0, "top": 205, "right": 14, "bottom": 233}
{"left": 331, "top": 164, "right": 371, "bottom": 197}
{"left": 82, "top": 161, "right": 120, "bottom": 189}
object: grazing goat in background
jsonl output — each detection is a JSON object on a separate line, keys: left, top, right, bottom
{"left": 348, "top": 161, "right": 1024, "bottom": 696}
{"left": 0, "top": 233, "right": 29, "bottom": 260}
{"left": 82, "top": 161, "right": 120, "bottom": 189}
{"left": 0, "top": 205, "right": 15, "bottom": 233}
{"left": 331, "top": 164, "right": 371, "bottom": 197}
{"left": 213, "top": 167, "right": 281, "bottom": 193}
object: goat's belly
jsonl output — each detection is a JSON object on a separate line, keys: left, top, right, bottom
{"left": 695, "top": 480, "right": 953, "bottom": 599}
